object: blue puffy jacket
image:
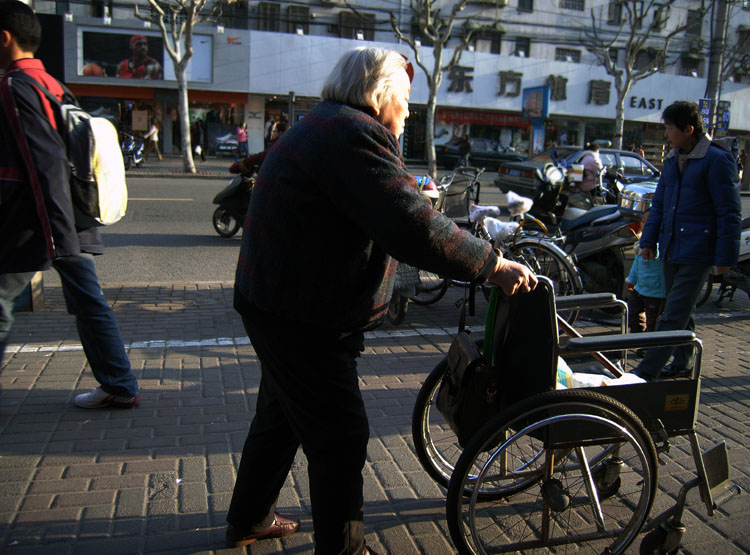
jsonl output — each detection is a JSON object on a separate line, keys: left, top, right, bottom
{"left": 640, "top": 135, "right": 741, "bottom": 267}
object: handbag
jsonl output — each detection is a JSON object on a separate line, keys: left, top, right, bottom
{"left": 436, "top": 331, "right": 501, "bottom": 448}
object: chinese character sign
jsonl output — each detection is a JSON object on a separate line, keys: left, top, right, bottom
{"left": 447, "top": 66, "right": 474, "bottom": 93}
{"left": 698, "top": 98, "right": 711, "bottom": 129}
{"left": 716, "top": 101, "right": 731, "bottom": 133}
{"left": 498, "top": 71, "right": 522, "bottom": 97}
{"left": 546, "top": 75, "right": 567, "bottom": 101}
{"left": 588, "top": 80, "right": 610, "bottom": 105}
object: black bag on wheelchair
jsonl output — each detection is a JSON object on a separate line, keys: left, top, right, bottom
{"left": 436, "top": 331, "right": 501, "bottom": 448}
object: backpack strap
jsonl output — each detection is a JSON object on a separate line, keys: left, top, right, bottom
{"left": 9, "top": 71, "right": 78, "bottom": 108}
{"left": 0, "top": 76, "right": 56, "bottom": 261}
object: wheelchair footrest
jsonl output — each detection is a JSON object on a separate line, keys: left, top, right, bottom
{"left": 699, "top": 441, "right": 741, "bottom": 511}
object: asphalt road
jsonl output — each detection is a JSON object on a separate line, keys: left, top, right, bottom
{"left": 41, "top": 175, "right": 750, "bottom": 285}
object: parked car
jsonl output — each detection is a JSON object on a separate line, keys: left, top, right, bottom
{"left": 215, "top": 133, "right": 238, "bottom": 157}
{"left": 436, "top": 137, "right": 527, "bottom": 170}
{"left": 494, "top": 146, "right": 660, "bottom": 198}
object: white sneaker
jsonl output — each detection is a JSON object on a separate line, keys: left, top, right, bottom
{"left": 74, "top": 387, "right": 141, "bottom": 409}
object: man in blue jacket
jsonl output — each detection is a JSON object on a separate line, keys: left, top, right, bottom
{"left": 0, "top": 0, "right": 140, "bottom": 408}
{"left": 633, "top": 101, "right": 741, "bottom": 381}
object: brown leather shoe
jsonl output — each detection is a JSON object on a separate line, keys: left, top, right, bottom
{"left": 226, "top": 514, "right": 300, "bottom": 547}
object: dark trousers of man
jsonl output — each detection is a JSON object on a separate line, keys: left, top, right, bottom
{"left": 227, "top": 303, "right": 369, "bottom": 554}
{"left": 635, "top": 262, "right": 710, "bottom": 379}
{"left": 626, "top": 289, "right": 665, "bottom": 333}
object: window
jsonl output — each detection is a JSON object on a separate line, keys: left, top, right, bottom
{"left": 560, "top": 0, "right": 584, "bottom": 10}
{"left": 679, "top": 54, "right": 702, "bottom": 77}
{"left": 514, "top": 36, "right": 530, "bottom": 57}
{"left": 339, "top": 11, "right": 375, "bottom": 41}
{"left": 607, "top": 1, "right": 621, "bottom": 25}
{"left": 258, "top": 1, "right": 280, "bottom": 32}
{"left": 738, "top": 29, "right": 750, "bottom": 50}
{"left": 518, "top": 0, "right": 533, "bottom": 12}
{"left": 287, "top": 5, "right": 310, "bottom": 35}
{"left": 652, "top": 3, "right": 668, "bottom": 31}
{"left": 620, "top": 154, "right": 655, "bottom": 177}
{"left": 411, "top": 22, "right": 433, "bottom": 47}
{"left": 608, "top": 47, "right": 618, "bottom": 65}
{"left": 476, "top": 29, "right": 503, "bottom": 54}
{"left": 686, "top": 9, "right": 702, "bottom": 37}
{"left": 555, "top": 47, "right": 581, "bottom": 63}
{"left": 634, "top": 49, "right": 661, "bottom": 71}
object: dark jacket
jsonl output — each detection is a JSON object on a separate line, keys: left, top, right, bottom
{"left": 0, "top": 59, "right": 103, "bottom": 274}
{"left": 235, "top": 100, "right": 498, "bottom": 331}
{"left": 640, "top": 135, "right": 741, "bottom": 267}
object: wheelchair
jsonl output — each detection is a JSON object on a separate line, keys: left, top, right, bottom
{"left": 412, "top": 277, "right": 741, "bottom": 554}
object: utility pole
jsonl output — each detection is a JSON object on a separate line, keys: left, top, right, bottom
{"left": 705, "top": 0, "right": 729, "bottom": 135}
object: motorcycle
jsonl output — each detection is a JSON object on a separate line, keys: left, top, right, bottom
{"left": 120, "top": 132, "right": 144, "bottom": 171}
{"left": 697, "top": 217, "right": 750, "bottom": 306}
{"left": 519, "top": 162, "right": 643, "bottom": 298}
{"left": 212, "top": 171, "right": 255, "bottom": 237}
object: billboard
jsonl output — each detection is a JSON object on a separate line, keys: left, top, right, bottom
{"left": 522, "top": 86, "right": 550, "bottom": 120}
{"left": 80, "top": 30, "right": 164, "bottom": 79}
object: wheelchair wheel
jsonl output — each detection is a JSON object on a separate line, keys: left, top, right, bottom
{"left": 411, "top": 270, "right": 449, "bottom": 305}
{"left": 447, "top": 389, "right": 657, "bottom": 555}
{"left": 507, "top": 240, "right": 582, "bottom": 323}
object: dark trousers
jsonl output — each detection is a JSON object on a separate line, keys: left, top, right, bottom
{"left": 228, "top": 305, "right": 369, "bottom": 554}
{"left": 0, "top": 254, "right": 137, "bottom": 397}
{"left": 635, "top": 262, "right": 710, "bottom": 379}
{"left": 626, "top": 289, "right": 665, "bottom": 333}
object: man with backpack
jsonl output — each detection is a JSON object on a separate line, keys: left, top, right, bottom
{"left": 0, "top": 0, "right": 140, "bottom": 408}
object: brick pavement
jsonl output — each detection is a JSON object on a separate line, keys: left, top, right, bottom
{"left": 1, "top": 280, "right": 749, "bottom": 554}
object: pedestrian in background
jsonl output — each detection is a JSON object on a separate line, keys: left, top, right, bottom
{"left": 458, "top": 134, "right": 472, "bottom": 167}
{"left": 192, "top": 118, "right": 206, "bottom": 161}
{"left": 631, "top": 101, "right": 741, "bottom": 381}
{"left": 579, "top": 142, "right": 603, "bottom": 192}
{"left": 236, "top": 121, "right": 248, "bottom": 159}
{"left": 229, "top": 121, "right": 288, "bottom": 175}
{"left": 225, "top": 46, "right": 536, "bottom": 553}
{"left": 143, "top": 117, "right": 161, "bottom": 161}
{"left": 0, "top": 0, "right": 140, "bottom": 408}
{"left": 625, "top": 213, "right": 666, "bottom": 356}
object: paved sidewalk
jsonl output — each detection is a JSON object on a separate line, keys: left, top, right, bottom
{"left": 1, "top": 281, "right": 749, "bottom": 554}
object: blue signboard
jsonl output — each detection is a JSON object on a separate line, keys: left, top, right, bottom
{"left": 522, "top": 86, "right": 550, "bottom": 121}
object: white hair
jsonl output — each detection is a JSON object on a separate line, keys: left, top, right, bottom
{"left": 321, "top": 47, "right": 409, "bottom": 112}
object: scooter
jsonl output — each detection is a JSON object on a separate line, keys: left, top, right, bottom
{"left": 520, "top": 162, "right": 642, "bottom": 297}
{"left": 212, "top": 171, "right": 255, "bottom": 237}
{"left": 120, "top": 132, "right": 144, "bottom": 171}
{"left": 697, "top": 218, "right": 750, "bottom": 306}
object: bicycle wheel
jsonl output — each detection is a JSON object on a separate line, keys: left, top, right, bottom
{"left": 411, "top": 270, "right": 450, "bottom": 305}
{"left": 447, "top": 389, "right": 657, "bottom": 555}
{"left": 507, "top": 239, "right": 582, "bottom": 323}
{"left": 695, "top": 274, "right": 715, "bottom": 307}
{"left": 386, "top": 293, "right": 408, "bottom": 325}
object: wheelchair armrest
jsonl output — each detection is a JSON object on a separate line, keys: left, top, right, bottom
{"left": 556, "top": 293, "right": 617, "bottom": 310}
{"left": 561, "top": 330, "right": 697, "bottom": 354}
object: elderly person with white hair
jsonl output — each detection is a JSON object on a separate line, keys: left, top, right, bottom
{"left": 225, "top": 46, "right": 536, "bottom": 553}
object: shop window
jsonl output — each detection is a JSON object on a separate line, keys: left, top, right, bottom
{"left": 686, "top": 9, "right": 702, "bottom": 37}
{"left": 339, "top": 11, "right": 375, "bottom": 41}
{"left": 518, "top": 0, "right": 533, "bottom": 12}
{"left": 607, "top": 1, "right": 621, "bottom": 25}
{"left": 258, "top": 1, "right": 280, "bottom": 32}
{"left": 555, "top": 48, "right": 581, "bottom": 63}
{"left": 514, "top": 36, "right": 530, "bottom": 57}
{"left": 287, "top": 5, "right": 310, "bottom": 35}
{"left": 560, "top": 0, "right": 584, "bottom": 11}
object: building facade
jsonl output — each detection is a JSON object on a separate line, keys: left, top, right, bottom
{"left": 24, "top": 0, "right": 750, "bottom": 162}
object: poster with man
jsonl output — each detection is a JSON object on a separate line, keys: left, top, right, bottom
{"left": 81, "top": 31, "right": 163, "bottom": 80}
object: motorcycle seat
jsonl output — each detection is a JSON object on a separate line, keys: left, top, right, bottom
{"left": 560, "top": 205, "right": 619, "bottom": 232}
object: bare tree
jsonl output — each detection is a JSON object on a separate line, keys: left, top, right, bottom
{"left": 389, "top": 1, "right": 500, "bottom": 177}
{"left": 583, "top": 0, "right": 708, "bottom": 149}
{"left": 135, "top": 0, "right": 227, "bottom": 173}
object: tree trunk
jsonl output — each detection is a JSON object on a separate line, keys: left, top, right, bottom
{"left": 705, "top": 0, "right": 728, "bottom": 135}
{"left": 425, "top": 91, "right": 437, "bottom": 177}
{"left": 176, "top": 70, "right": 196, "bottom": 174}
